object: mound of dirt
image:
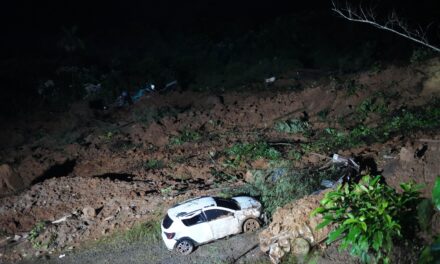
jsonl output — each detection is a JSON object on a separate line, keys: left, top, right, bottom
{"left": 259, "top": 191, "right": 333, "bottom": 263}
{"left": 0, "top": 164, "right": 24, "bottom": 195}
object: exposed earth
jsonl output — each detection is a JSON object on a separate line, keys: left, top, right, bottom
{"left": 1, "top": 59, "right": 440, "bottom": 263}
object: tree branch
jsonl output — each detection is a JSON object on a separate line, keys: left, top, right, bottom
{"left": 331, "top": 0, "right": 440, "bottom": 53}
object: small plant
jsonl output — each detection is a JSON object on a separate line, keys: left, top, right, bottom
{"left": 345, "top": 79, "right": 365, "bottom": 97}
{"left": 235, "top": 166, "right": 339, "bottom": 217}
{"left": 433, "top": 176, "right": 440, "bottom": 211}
{"left": 144, "top": 159, "right": 165, "bottom": 170}
{"left": 28, "top": 221, "right": 46, "bottom": 249}
{"left": 410, "top": 47, "right": 434, "bottom": 64}
{"left": 210, "top": 168, "right": 237, "bottom": 184}
{"left": 160, "top": 186, "right": 173, "bottom": 196}
{"left": 318, "top": 109, "right": 330, "bottom": 121}
{"left": 274, "top": 119, "right": 310, "bottom": 134}
{"left": 123, "top": 221, "right": 161, "bottom": 243}
{"left": 313, "top": 175, "right": 422, "bottom": 264}
{"left": 170, "top": 129, "right": 201, "bottom": 145}
{"left": 419, "top": 176, "right": 440, "bottom": 264}
{"left": 225, "top": 142, "right": 281, "bottom": 168}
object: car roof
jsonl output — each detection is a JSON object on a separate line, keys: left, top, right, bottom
{"left": 167, "top": 196, "right": 216, "bottom": 219}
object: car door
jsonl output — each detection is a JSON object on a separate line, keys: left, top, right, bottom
{"left": 203, "top": 208, "right": 240, "bottom": 239}
{"left": 180, "top": 211, "right": 213, "bottom": 244}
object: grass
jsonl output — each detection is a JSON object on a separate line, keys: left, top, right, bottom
{"left": 274, "top": 119, "right": 310, "bottom": 134}
{"left": 228, "top": 165, "right": 342, "bottom": 218}
{"left": 224, "top": 142, "right": 281, "bottom": 168}
{"left": 97, "top": 220, "right": 161, "bottom": 245}
{"left": 304, "top": 101, "right": 440, "bottom": 153}
{"left": 169, "top": 129, "right": 202, "bottom": 145}
{"left": 143, "top": 159, "right": 165, "bottom": 170}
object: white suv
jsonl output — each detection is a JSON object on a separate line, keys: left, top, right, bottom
{"left": 161, "top": 196, "right": 262, "bottom": 255}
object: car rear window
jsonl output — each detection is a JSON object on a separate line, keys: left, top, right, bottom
{"left": 214, "top": 197, "right": 240, "bottom": 210}
{"left": 162, "top": 214, "right": 173, "bottom": 229}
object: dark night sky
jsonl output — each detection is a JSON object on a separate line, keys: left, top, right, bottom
{"left": 1, "top": 0, "right": 439, "bottom": 57}
{"left": 1, "top": 0, "right": 439, "bottom": 117}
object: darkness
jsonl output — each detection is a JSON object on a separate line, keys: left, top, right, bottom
{"left": 1, "top": 0, "right": 439, "bottom": 117}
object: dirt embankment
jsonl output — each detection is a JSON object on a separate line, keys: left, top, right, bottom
{"left": 1, "top": 59, "right": 440, "bottom": 262}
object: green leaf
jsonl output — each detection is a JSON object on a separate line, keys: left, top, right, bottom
{"left": 343, "top": 218, "right": 359, "bottom": 225}
{"left": 433, "top": 176, "right": 440, "bottom": 211}
{"left": 311, "top": 207, "right": 325, "bottom": 217}
{"left": 372, "top": 231, "right": 383, "bottom": 251}
{"left": 346, "top": 226, "right": 361, "bottom": 242}
{"left": 359, "top": 221, "right": 367, "bottom": 232}
{"left": 316, "top": 218, "right": 332, "bottom": 230}
{"left": 327, "top": 226, "right": 347, "bottom": 244}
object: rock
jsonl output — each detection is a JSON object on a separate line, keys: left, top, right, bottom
{"left": 0, "top": 164, "right": 24, "bottom": 195}
{"left": 244, "top": 171, "right": 254, "bottom": 183}
{"left": 269, "top": 243, "right": 285, "bottom": 264}
{"left": 259, "top": 190, "right": 334, "bottom": 263}
{"left": 82, "top": 206, "right": 96, "bottom": 219}
{"left": 291, "top": 238, "right": 310, "bottom": 256}
{"left": 399, "top": 147, "right": 414, "bottom": 162}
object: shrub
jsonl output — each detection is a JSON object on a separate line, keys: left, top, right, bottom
{"left": 225, "top": 142, "right": 281, "bottom": 168}
{"left": 237, "top": 166, "right": 340, "bottom": 217}
{"left": 274, "top": 119, "right": 310, "bottom": 134}
{"left": 313, "top": 175, "right": 421, "bottom": 264}
{"left": 28, "top": 221, "right": 46, "bottom": 248}
{"left": 169, "top": 129, "right": 201, "bottom": 145}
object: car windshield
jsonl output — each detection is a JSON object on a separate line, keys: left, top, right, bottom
{"left": 213, "top": 197, "right": 240, "bottom": 210}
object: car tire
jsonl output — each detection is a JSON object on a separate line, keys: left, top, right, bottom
{"left": 243, "top": 218, "right": 261, "bottom": 233}
{"left": 175, "top": 239, "right": 194, "bottom": 255}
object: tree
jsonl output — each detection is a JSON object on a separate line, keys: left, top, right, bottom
{"left": 331, "top": 1, "right": 440, "bottom": 53}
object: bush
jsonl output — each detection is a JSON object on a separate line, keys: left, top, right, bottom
{"left": 237, "top": 166, "right": 340, "bottom": 217}
{"left": 313, "top": 175, "right": 421, "bottom": 264}
{"left": 274, "top": 119, "right": 310, "bottom": 134}
{"left": 225, "top": 142, "right": 281, "bottom": 168}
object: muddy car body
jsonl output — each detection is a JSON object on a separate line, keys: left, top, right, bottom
{"left": 161, "top": 196, "right": 262, "bottom": 254}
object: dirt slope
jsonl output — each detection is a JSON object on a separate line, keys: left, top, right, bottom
{"left": 1, "top": 59, "right": 440, "bottom": 263}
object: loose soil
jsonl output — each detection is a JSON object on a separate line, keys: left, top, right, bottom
{"left": 1, "top": 59, "right": 440, "bottom": 263}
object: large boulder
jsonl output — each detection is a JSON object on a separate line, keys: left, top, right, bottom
{"left": 259, "top": 190, "right": 334, "bottom": 263}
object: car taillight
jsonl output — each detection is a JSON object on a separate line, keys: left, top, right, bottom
{"left": 164, "top": 232, "right": 175, "bottom": 239}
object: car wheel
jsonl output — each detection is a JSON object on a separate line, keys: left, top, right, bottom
{"left": 175, "top": 239, "right": 194, "bottom": 255}
{"left": 243, "top": 218, "right": 261, "bottom": 233}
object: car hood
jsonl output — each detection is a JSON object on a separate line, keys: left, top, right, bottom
{"left": 232, "top": 196, "right": 261, "bottom": 210}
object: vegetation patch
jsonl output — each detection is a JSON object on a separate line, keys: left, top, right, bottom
{"left": 274, "top": 119, "right": 310, "bottom": 134}
{"left": 231, "top": 165, "right": 341, "bottom": 217}
{"left": 224, "top": 142, "right": 281, "bottom": 168}
{"left": 313, "top": 176, "right": 422, "bottom": 264}
{"left": 169, "top": 129, "right": 202, "bottom": 145}
{"left": 306, "top": 101, "right": 440, "bottom": 153}
{"left": 98, "top": 220, "right": 161, "bottom": 245}
{"left": 143, "top": 159, "right": 166, "bottom": 170}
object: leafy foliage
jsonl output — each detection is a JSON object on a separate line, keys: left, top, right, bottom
{"left": 313, "top": 176, "right": 421, "bottom": 263}
{"left": 274, "top": 119, "right": 310, "bottom": 134}
{"left": 143, "top": 159, "right": 165, "bottom": 170}
{"left": 433, "top": 176, "right": 440, "bottom": 211}
{"left": 169, "top": 129, "right": 201, "bottom": 145}
{"left": 308, "top": 102, "right": 440, "bottom": 153}
{"left": 28, "top": 222, "right": 46, "bottom": 249}
{"left": 236, "top": 166, "right": 340, "bottom": 217}
{"left": 225, "top": 142, "right": 281, "bottom": 167}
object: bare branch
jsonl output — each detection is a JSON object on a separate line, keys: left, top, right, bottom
{"left": 331, "top": 0, "right": 440, "bottom": 53}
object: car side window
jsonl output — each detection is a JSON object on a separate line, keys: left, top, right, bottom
{"left": 182, "top": 212, "right": 206, "bottom": 226}
{"left": 204, "top": 209, "right": 233, "bottom": 221}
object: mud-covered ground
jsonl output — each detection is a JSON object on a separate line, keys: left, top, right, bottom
{"left": 1, "top": 59, "right": 440, "bottom": 263}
